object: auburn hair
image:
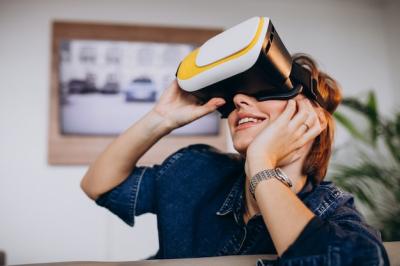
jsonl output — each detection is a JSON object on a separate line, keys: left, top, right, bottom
{"left": 293, "top": 54, "right": 343, "bottom": 184}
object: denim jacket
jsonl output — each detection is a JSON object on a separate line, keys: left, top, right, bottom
{"left": 95, "top": 144, "right": 389, "bottom": 265}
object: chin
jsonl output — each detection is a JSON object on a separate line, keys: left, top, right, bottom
{"left": 232, "top": 134, "right": 255, "bottom": 156}
{"left": 230, "top": 122, "right": 263, "bottom": 155}
{"left": 233, "top": 143, "right": 247, "bottom": 156}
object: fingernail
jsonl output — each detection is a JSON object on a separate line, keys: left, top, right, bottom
{"left": 216, "top": 99, "right": 225, "bottom": 106}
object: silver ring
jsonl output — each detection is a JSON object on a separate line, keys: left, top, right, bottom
{"left": 303, "top": 123, "right": 310, "bottom": 131}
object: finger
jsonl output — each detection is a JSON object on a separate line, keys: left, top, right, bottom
{"left": 297, "top": 109, "right": 318, "bottom": 135}
{"left": 294, "top": 122, "right": 323, "bottom": 149}
{"left": 303, "top": 99, "right": 320, "bottom": 127}
{"left": 192, "top": 97, "right": 225, "bottom": 118}
{"left": 304, "top": 111, "right": 317, "bottom": 127}
{"left": 300, "top": 113, "right": 317, "bottom": 134}
{"left": 206, "top": 97, "right": 226, "bottom": 107}
{"left": 289, "top": 99, "right": 310, "bottom": 129}
{"left": 292, "top": 123, "right": 309, "bottom": 141}
{"left": 277, "top": 99, "right": 297, "bottom": 122}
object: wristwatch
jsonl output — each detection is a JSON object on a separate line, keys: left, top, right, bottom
{"left": 249, "top": 168, "right": 293, "bottom": 199}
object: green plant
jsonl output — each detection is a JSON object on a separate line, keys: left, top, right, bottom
{"left": 331, "top": 91, "right": 400, "bottom": 241}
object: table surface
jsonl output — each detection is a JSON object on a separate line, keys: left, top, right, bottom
{"left": 14, "top": 255, "right": 277, "bottom": 266}
{"left": 8, "top": 241, "right": 400, "bottom": 266}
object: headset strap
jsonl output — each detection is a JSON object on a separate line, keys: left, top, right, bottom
{"left": 290, "top": 62, "right": 327, "bottom": 109}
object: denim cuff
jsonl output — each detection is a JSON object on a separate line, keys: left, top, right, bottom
{"left": 95, "top": 167, "right": 145, "bottom": 226}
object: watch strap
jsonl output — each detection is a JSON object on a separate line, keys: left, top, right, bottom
{"left": 249, "top": 168, "right": 293, "bottom": 199}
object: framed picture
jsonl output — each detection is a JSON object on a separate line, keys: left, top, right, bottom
{"left": 48, "top": 21, "right": 226, "bottom": 165}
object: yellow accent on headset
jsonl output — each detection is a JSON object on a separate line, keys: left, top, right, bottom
{"left": 177, "top": 17, "right": 265, "bottom": 80}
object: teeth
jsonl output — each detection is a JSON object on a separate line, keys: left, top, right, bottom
{"left": 238, "top": 117, "right": 261, "bottom": 125}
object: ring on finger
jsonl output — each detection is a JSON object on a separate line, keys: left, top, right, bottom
{"left": 302, "top": 123, "right": 310, "bottom": 131}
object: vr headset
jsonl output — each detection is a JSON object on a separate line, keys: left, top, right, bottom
{"left": 175, "top": 17, "right": 326, "bottom": 118}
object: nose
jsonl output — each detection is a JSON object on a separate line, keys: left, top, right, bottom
{"left": 232, "top": 93, "right": 256, "bottom": 110}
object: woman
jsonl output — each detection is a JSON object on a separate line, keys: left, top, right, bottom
{"left": 81, "top": 54, "right": 389, "bottom": 265}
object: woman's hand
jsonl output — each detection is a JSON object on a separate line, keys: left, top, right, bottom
{"left": 151, "top": 80, "right": 225, "bottom": 131}
{"left": 245, "top": 97, "right": 324, "bottom": 177}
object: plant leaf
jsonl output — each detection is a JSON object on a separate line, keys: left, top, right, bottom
{"left": 334, "top": 112, "right": 368, "bottom": 142}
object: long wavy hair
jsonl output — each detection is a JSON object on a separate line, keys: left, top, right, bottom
{"left": 293, "top": 54, "right": 343, "bottom": 184}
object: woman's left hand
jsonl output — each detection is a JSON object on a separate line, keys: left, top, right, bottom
{"left": 245, "top": 97, "right": 324, "bottom": 177}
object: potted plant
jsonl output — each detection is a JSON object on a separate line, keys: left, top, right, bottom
{"left": 331, "top": 91, "right": 400, "bottom": 241}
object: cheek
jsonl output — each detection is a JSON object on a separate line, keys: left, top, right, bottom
{"left": 230, "top": 123, "right": 265, "bottom": 152}
{"left": 227, "top": 115, "right": 235, "bottom": 130}
{"left": 257, "top": 100, "right": 287, "bottom": 119}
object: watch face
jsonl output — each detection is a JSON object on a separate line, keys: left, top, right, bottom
{"left": 276, "top": 168, "right": 293, "bottom": 187}
{"left": 275, "top": 168, "right": 285, "bottom": 178}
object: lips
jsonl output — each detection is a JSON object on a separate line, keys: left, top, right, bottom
{"left": 235, "top": 112, "right": 267, "bottom": 132}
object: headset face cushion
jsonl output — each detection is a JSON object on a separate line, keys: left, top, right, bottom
{"left": 189, "top": 64, "right": 303, "bottom": 118}
{"left": 217, "top": 86, "right": 302, "bottom": 118}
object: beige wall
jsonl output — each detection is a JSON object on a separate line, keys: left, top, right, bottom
{"left": 0, "top": 0, "right": 399, "bottom": 264}
{"left": 383, "top": 0, "right": 400, "bottom": 100}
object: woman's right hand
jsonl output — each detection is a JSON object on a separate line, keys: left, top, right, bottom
{"left": 151, "top": 80, "right": 226, "bottom": 131}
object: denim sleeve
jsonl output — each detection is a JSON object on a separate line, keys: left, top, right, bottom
{"left": 258, "top": 202, "right": 390, "bottom": 266}
{"left": 95, "top": 165, "right": 161, "bottom": 226}
{"left": 94, "top": 143, "right": 190, "bottom": 227}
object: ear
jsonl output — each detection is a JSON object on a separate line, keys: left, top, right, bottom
{"left": 315, "top": 106, "right": 328, "bottom": 131}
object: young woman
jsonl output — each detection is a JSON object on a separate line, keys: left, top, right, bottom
{"left": 81, "top": 54, "right": 389, "bottom": 265}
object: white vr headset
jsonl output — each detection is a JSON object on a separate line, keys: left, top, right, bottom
{"left": 176, "top": 16, "right": 326, "bottom": 118}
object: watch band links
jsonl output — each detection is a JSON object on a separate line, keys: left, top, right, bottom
{"left": 249, "top": 168, "right": 293, "bottom": 199}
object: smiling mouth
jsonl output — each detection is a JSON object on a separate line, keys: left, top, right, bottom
{"left": 235, "top": 117, "right": 266, "bottom": 132}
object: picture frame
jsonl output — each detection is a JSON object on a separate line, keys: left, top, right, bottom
{"left": 48, "top": 21, "right": 226, "bottom": 165}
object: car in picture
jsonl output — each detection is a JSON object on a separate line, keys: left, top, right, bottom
{"left": 100, "top": 74, "right": 120, "bottom": 94}
{"left": 67, "top": 73, "right": 98, "bottom": 94}
{"left": 101, "top": 80, "right": 120, "bottom": 94}
{"left": 67, "top": 79, "right": 97, "bottom": 94}
{"left": 124, "top": 77, "right": 157, "bottom": 102}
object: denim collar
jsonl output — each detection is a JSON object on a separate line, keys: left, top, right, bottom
{"left": 216, "top": 171, "right": 245, "bottom": 216}
{"left": 216, "top": 172, "right": 314, "bottom": 218}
